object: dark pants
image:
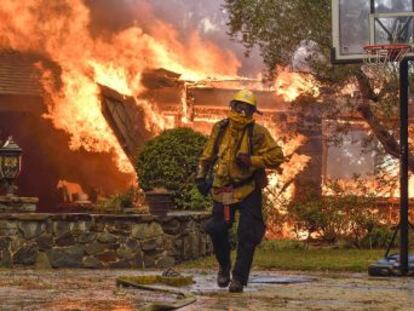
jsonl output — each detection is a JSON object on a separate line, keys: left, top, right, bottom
{"left": 204, "top": 189, "right": 265, "bottom": 285}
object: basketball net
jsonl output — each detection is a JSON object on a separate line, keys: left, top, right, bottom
{"left": 363, "top": 44, "right": 411, "bottom": 83}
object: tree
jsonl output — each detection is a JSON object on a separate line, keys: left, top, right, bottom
{"left": 225, "top": 0, "right": 331, "bottom": 72}
{"left": 224, "top": 0, "right": 414, "bottom": 172}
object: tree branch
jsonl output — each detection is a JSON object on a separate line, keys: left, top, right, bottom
{"left": 355, "top": 69, "right": 414, "bottom": 172}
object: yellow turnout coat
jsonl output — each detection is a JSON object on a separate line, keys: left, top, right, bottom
{"left": 198, "top": 118, "right": 284, "bottom": 203}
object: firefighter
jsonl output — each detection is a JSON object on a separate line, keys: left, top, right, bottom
{"left": 196, "top": 89, "right": 284, "bottom": 293}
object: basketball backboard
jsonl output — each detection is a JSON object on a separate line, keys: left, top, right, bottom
{"left": 332, "top": 0, "right": 414, "bottom": 63}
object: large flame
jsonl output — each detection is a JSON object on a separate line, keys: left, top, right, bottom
{"left": 0, "top": 0, "right": 241, "bottom": 173}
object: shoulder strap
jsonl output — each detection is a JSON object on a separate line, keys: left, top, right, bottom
{"left": 205, "top": 119, "right": 229, "bottom": 182}
{"left": 247, "top": 122, "right": 255, "bottom": 155}
{"left": 212, "top": 118, "right": 229, "bottom": 157}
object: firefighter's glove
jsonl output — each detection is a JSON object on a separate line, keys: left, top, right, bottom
{"left": 196, "top": 178, "right": 211, "bottom": 196}
{"left": 236, "top": 153, "right": 252, "bottom": 169}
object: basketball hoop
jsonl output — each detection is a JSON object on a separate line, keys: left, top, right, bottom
{"left": 364, "top": 44, "right": 411, "bottom": 63}
{"left": 332, "top": 0, "right": 414, "bottom": 278}
{"left": 363, "top": 44, "right": 411, "bottom": 80}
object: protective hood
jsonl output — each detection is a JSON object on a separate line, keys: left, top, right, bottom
{"left": 228, "top": 111, "right": 254, "bottom": 130}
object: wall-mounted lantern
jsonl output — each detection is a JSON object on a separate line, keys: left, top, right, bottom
{"left": 0, "top": 136, "right": 22, "bottom": 196}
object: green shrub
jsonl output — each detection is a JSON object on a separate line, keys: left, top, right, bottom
{"left": 176, "top": 184, "right": 212, "bottom": 210}
{"left": 359, "top": 225, "right": 414, "bottom": 249}
{"left": 136, "top": 127, "right": 212, "bottom": 210}
{"left": 97, "top": 187, "right": 145, "bottom": 213}
{"left": 291, "top": 197, "right": 345, "bottom": 243}
{"left": 290, "top": 179, "right": 381, "bottom": 246}
{"left": 360, "top": 225, "right": 394, "bottom": 249}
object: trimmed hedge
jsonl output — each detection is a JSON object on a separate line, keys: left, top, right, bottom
{"left": 136, "top": 127, "right": 211, "bottom": 210}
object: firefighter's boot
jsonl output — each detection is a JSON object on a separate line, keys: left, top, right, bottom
{"left": 229, "top": 278, "right": 243, "bottom": 293}
{"left": 217, "top": 265, "right": 231, "bottom": 288}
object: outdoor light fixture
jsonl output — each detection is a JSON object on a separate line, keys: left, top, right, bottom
{"left": 0, "top": 136, "right": 22, "bottom": 196}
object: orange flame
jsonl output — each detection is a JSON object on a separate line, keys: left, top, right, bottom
{"left": 274, "top": 67, "right": 320, "bottom": 102}
{"left": 264, "top": 131, "right": 311, "bottom": 239}
{"left": 0, "top": 0, "right": 241, "bottom": 173}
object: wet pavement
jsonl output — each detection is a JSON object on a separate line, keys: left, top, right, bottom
{"left": 0, "top": 268, "right": 414, "bottom": 310}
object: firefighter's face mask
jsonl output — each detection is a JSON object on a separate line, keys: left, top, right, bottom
{"left": 230, "top": 100, "right": 256, "bottom": 117}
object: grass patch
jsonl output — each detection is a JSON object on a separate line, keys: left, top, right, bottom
{"left": 179, "top": 240, "right": 389, "bottom": 272}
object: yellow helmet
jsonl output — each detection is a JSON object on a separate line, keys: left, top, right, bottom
{"left": 232, "top": 89, "right": 257, "bottom": 108}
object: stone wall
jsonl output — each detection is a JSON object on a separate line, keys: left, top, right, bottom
{"left": 0, "top": 211, "right": 212, "bottom": 269}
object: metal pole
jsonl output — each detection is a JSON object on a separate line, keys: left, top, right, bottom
{"left": 400, "top": 58, "right": 409, "bottom": 276}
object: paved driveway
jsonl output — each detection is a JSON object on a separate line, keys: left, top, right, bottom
{"left": 0, "top": 269, "right": 413, "bottom": 310}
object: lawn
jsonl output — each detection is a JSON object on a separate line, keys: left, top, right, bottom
{"left": 179, "top": 240, "right": 390, "bottom": 272}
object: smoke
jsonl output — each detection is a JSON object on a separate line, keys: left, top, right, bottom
{"left": 292, "top": 40, "right": 326, "bottom": 74}
{"left": 84, "top": 0, "right": 263, "bottom": 77}
{"left": 84, "top": 0, "right": 153, "bottom": 35}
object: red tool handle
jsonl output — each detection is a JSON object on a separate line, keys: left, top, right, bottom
{"left": 224, "top": 205, "right": 230, "bottom": 223}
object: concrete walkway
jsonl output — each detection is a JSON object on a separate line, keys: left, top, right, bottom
{"left": 0, "top": 269, "right": 413, "bottom": 310}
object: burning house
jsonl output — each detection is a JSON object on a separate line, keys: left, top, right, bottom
{"left": 0, "top": 1, "right": 329, "bottom": 216}
{"left": 0, "top": 47, "right": 322, "bottom": 213}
